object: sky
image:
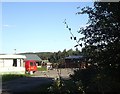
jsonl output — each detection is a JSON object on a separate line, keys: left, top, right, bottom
{"left": 1, "top": 2, "right": 94, "bottom": 54}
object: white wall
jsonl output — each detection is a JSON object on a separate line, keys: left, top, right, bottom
{"left": 0, "top": 59, "right": 13, "bottom": 67}
{"left": 4, "top": 59, "right": 13, "bottom": 67}
{"left": 0, "top": 59, "right": 4, "bottom": 67}
{"left": 0, "top": 67, "right": 25, "bottom": 74}
{"left": 0, "top": 59, "right": 24, "bottom": 67}
{"left": 17, "top": 59, "right": 20, "bottom": 67}
{"left": 0, "top": 58, "right": 25, "bottom": 74}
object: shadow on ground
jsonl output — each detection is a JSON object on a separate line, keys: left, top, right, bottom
{"left": 2, "top": 76, "right": 53, "bottom": 94}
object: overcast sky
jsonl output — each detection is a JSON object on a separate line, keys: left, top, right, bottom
{"left": 2, "top": 2, "right": 93, "bottom": 54}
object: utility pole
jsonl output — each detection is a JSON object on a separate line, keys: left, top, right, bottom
{"left": 14, "top": 49, "right": 16, "bottom": 54}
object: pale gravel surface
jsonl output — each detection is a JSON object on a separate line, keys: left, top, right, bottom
{"left": 33, "top": 68, "right": 74, "bottom": 78}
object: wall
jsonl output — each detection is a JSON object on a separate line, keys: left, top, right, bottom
{"left": 0, "top": 59, "right": 4, "bottom": 67}
{"left": 0, "top": 59, "right": 13, "bottom": 67}
{"left": 3, "top": 59, "right": 13, "bottom": 67}
{"left": 0, "top": 58, "right": 25, "bottom": 74}
{"left": 0, "top": 67, "right": 25, "bottom": 74}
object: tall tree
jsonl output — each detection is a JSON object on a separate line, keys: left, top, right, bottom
{"left": 77, "top": 2, "right": 120, "bottom": 93}
{"left": 78, "top": 2, "right": 120, "bottom": 66}
{"left": 49, "top": 2, "right": 120, "bottom": 94}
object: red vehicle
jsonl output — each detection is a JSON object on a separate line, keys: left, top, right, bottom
{"left": 24, "top": 60, "right": 37, "bottom": 74}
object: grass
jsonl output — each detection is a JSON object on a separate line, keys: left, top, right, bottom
{"left": 1, "top": 74, "right": 29, "bottom": 82}
{"left": 1, "top": 67, "right": 47, "bottom": 82}
{"left": 37, "top": 67, "right": 47, "bottom": 71}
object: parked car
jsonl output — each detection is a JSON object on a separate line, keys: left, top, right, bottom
{"left": 24, "top": 60, "right": 37, "bottom": 74}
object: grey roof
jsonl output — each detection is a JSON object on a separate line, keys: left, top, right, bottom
{"left": 24, "top": 54, "right": 42, "bottom": 61}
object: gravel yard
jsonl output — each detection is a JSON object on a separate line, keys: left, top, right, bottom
{"left": 33, "top": 68, "right": 74, "bottom": 79}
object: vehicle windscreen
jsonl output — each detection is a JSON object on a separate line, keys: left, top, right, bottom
{"left": 30, "top": 62, "right": 34, "bottom": 66}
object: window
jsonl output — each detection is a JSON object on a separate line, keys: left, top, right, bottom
{"left": 34, "top": 62, "right": 37, "bottom": 66}
{"left": 30, "top": 62, "right": 34, "bottom": 66}
{"left": 13, "top": 59, "right": 17, "bottom": 67}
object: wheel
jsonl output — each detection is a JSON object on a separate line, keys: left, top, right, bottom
{"left": 26, "top": 71, "right": 29, "bottom": 74}
{"left": 29, "top": 71, "right": 33, "bottom": 75}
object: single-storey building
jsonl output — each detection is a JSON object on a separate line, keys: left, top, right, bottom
{"left": 65, "top": 55, "right": 86, "bottom": 69}
{"left": 0, "top": 55, "right": 26, "bottom": 74}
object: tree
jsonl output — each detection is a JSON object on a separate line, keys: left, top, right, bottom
{"left": 78, "top": 2, "right": 120, "bottom": 65}
{"left": 63, "top": 2, "right": 120, "bottom": 93}
{"left": 76, "top": 2, "right": 120, "bottom": 93}
{"left": 74, "top": 48, "right": 81, "bottom": 55}
{"left": 48, "top": 2, "right": 120, "bottom": 94}
{"left": 67, "top": 49, "right": 74, "bottom": 56}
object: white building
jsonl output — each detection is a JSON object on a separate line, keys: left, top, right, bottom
{"left": 0, "top": 55, "right": 26, "bottom": 74}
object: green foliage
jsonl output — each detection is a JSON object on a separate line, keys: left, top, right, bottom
{"left": 48, "top": 77, "right": 85, "bottom": 94}
{"left": 79, "top": 2, "right": 120, "bottom": 65}
{"left": 2, "top": 74, "right": 27, "bottom": 82}
{"left": 63, "top": 2, "right": 120, "bottom": 94}
{"left": 70, "top": 67, "right": 98, "bottom": 89}
{"left": 77, "top": 2, "right": 120, "bottom": 93}
{"left": 48, "top": 49, "right": 82, "bottom": 64}
{"left": 37, "top": 52, "right": 53, "bottom": 60}
{"left": 37, "top": 67, "right": 47, "bottom": 71}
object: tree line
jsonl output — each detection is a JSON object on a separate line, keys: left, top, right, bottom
{"left": 37, "top": 48, "right": 82, "bottom": 64}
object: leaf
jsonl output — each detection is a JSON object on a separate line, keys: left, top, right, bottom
{"left": 74, "top": 45, "right": 78, "bottom": 47}
{"left": 74, "top": 37, "right": 76, "bottom": 40}
{"left": 79, "top": 43, "right": 82, "bottom": 47}
{"left": 66, "top": 25, "right": 68, "bottom": 28}
{"left": 69, "top": 28, "right": 71, "bottom": 31}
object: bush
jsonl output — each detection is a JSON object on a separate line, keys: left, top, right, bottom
{"left": 48, "top": 77, "right": 85, "bottom": 94}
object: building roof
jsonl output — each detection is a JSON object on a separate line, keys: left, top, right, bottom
{"left": 0, "top": 55, "right": 26, "bottom": 59}
{"left": 24, "top": 54, "right": 42, "bottom": 61}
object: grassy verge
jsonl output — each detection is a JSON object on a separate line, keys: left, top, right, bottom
{"left": 1, "top": 74, "right": 29, "bottom": 82}
{"left": 37, "top": 67, "right": 47, "bottom": 71}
